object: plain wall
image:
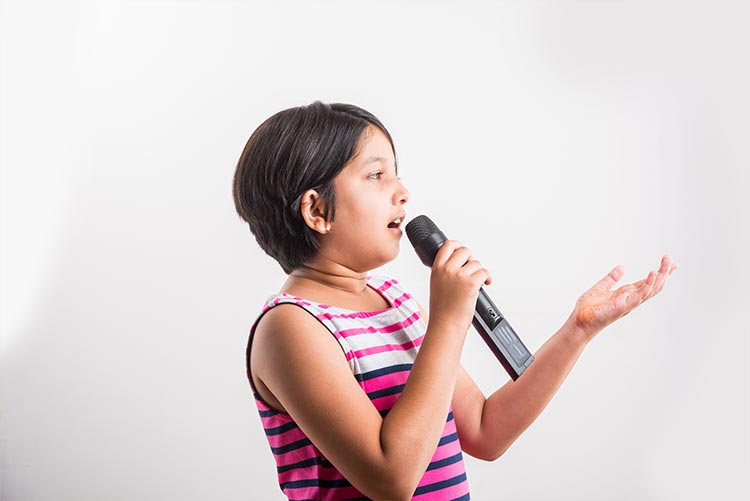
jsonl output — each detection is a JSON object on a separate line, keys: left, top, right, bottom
{"left": 1, "top": 1, "right": 748, "bottom": 499}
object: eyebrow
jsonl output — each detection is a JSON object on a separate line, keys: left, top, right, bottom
{"left": 363, "top": 156, "right": 389, "bottom": 165}
{"left": 361, "top": 155, "right": 399, "bottom": 172}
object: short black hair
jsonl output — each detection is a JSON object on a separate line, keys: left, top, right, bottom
{"left": 232, "top": 101, "right": 396, "bottom": 274}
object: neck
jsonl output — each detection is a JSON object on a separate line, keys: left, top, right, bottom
{"left": 287, "top": 257, "right": 369, "bottom": 295}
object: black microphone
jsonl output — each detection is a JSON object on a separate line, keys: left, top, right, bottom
{"left": 405, "top": 215, "right": 534, "bottom": 380}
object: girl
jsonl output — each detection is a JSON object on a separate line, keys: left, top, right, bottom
{"left": 232, "top": 101, "right": 677, "bottom": 500}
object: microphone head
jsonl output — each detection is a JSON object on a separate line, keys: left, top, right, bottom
{"left": 405, "top": 215, "right": 440, "bottom": 249}
{"left": 405, "top": 215, "right": 447, "bottom": 267}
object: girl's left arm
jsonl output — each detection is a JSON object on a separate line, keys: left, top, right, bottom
{"left": 448, "top": 255, "right": 678, "bottom": 461}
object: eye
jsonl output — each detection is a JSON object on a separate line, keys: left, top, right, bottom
{"left": 368, "top": 171, "right": 383, "bottom": 180}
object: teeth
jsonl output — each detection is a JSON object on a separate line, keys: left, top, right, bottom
{"left": 393, "top": 218, "right": 402, "bottom": 224}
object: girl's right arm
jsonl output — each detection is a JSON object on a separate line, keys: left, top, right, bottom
{"left": 251, "top": 241, "right": 489, "bottom": 501}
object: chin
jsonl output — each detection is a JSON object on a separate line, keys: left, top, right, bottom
{"left": 365, "top": 251, "right": 400, "bottom": 272}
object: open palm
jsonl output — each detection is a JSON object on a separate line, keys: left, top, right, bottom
{"left": 572, "top": 255, "right": 678, "bottom": 339}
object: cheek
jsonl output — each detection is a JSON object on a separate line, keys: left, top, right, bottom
{"left": 336, "top": 191, "right": 377, "bottom": 219}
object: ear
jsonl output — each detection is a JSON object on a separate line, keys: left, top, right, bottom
{"left": 299, "top": 189, "right": 332, "bottom": 235}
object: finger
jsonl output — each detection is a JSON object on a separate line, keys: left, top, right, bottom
{"left": 593, "top": 265, "right": 625, "bottom": 291}
{"left": 470, "top": 267, "right": 492, "bottom": 287}
{"left": 645, "top": 256, "right": 672, "bottom": 301}
{"left": 639, "top": 270, "right": 656, "bottom": 303}
{"left": 652, "top": 255, "right": 672, "bottom": 294}
{"left": 624, "top": 270, "right": 654, "bottom": 304}
{"left": 433, "top": 240, "right": 464, "bottom": 267}
{"left": 462, "top": 261, "right": 492, "bottom": 287}
{"left": 459, "top": 259, "right": 483, "bottom": 277}
{"left": 467, "top": 263, "right": 492, "bottom": 286}
{"left": 445, "top": 247, "right": 474, "bottom": 271}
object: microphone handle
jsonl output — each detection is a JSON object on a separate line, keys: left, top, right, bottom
{"left": 473, "top": 288, "right": 534, "bottom": 380}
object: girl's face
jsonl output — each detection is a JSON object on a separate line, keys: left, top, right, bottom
{"left": 320, "top": 125, "right": 410, "bottom": 272}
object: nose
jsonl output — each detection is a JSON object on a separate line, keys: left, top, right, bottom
{"left": 394, "top": 178, "right": 410, "bottom": 205}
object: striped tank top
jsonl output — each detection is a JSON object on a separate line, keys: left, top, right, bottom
{"left": 246, "top": 276, "right": 470, "bottom": 500}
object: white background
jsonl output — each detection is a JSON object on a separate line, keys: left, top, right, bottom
{"left": 1, "top": 1, "right": 748, "bottom": 500}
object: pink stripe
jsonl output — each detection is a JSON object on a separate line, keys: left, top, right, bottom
{"left": 316, "top": 308, "right": 392, "bottom": 320}
{"left": 338, "top": 311, "right": 421, "bottom": 338}
{"left": 370, "top": 394, "right": 399, "bottom": 412}
{"left": 361, "top": 371, "right": 410, "bottom": 393}
{"left": 257, "top": 406, "right": 287, "bottom": 417}
{"left": 277, "top": 466, "right": 311, "bottom": 486}
{"left": 264, "top": 427, "right": 307, "bottom": 448}
{"left": 277, "top": 461, "right": 348, "bottom": 485}
{"left": 390, "top": 291, "right": 412, "bottom": 308}
{"left": 258, "top": 414, "right": 292, "bottom": 428}
{"left": 375, "top": 279, "right": 396, "bottom": 292}
{"left": 443, "top": 416, "right": 457, "bottom": 434}
{"left": 334, "top": 325, "right": 378, "bottom": 337}
{"left": 430, "top": 442, "right": 462, "bottom": 463}
{"left": 311, "top": 292, "right": 414, "bottom": 321}
{"left": 284, "top": 485, "right": 364, "bottom": 500}
{"left": 351, "top": 333, "right": 424, "bottom": 359}
{"left": 417, "top": 460, "right": 466, "bottom": 486}
{"left": 274, "top": 447, "right": 320, "bottom": 470}
{"left": 274, "top": 443, "right": 320, "bottom": 465}
{"left": 255, "top": 398, "right": 273, "bottom": 411}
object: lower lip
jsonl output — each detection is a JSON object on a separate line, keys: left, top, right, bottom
{"left": 389, "top": 226, "right": 403, "bottom": 236}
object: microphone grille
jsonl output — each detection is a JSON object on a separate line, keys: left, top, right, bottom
{"left": 405, "top": 215, "right": 439, "bottom": 248}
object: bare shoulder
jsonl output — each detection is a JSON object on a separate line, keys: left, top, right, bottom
{"left": 250, "top": 302, "right": 388, "bottom": 486}
{"left": 250, "top": 303, "right": 349, "bottom": 411}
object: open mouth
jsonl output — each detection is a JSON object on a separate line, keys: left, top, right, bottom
{"left": 388, "top": 217, "right": 403, "bottom": 229}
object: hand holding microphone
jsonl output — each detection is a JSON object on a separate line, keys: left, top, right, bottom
{"left": 406, "top": 215, "right": 534, "bottom": 380}
{"left": 427, "top": 239, "right": 493, "bottom": 335}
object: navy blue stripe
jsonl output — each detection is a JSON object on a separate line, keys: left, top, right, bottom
{"left": 355, "top": 363, "right": 413, "bottom": 382}
{"left": 438, "top": 431, "right": 459, "bottom": 447}
{"left": 277, "top": 456, "right": 335, "bottom": 473}
{"left": 281, "top": 478, "right": 353, "bottom": 489}
{"left": 278, "top": 456, "right": 319, "bottom": 474}
{"left": 264, "top": 421, "right": 298, "bottom": 436}
{"left": 450, "top": 493, "right": 471, "bottom": 501}
{"left": 367, "top": 384, "right": 405, "bottom": 400}
{"left": 258, "top": 408, "right": 277, "bottom": 417}
{"left": 413, "top": 472, "right": 468, "bottom": 496}
{"left": 447, "top": 410, "right": 454, "bottom": 422}
{"left": 378, "top": 408, "right": 391, "bottom": 417}
{"left": 426, "top": 452, "right": 464, "bottom": 471}
{"left": 271, "top": 437, "right": 312, "bottom": 455}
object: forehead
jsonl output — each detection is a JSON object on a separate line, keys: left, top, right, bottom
{"left": 343, "top": 126, "right": 394, "bottom": 173}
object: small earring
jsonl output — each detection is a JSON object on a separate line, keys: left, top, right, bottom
{"left": 325, "top": 224, "right": 332, "bottom": 233}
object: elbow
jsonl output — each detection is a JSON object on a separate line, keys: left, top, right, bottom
{"left": 378, "top": 474, "right": 423, "bottom": 501}
{"left": 352, "top": 465, "right": 421, "bottom": 501}
{"left": 362, "top": 481, "right": 416, "bottom": 501}
{"left": 464, "top": 440, "right": 512, "bottom": 462}
{"left": 481, "top": 445, "right": 509, "bottom": 462}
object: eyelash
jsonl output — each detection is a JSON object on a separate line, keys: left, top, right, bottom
{"left": 368, "top": 171, "right": 401, "bottom": 181}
